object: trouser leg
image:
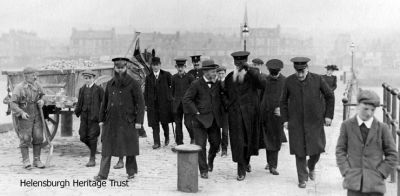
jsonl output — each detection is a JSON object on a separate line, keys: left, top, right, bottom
{"left": 98, "top": 156, "right": 111, "bottom": 178}
{"left": 207, "top": 120, "right": 221, "bottom": 168}
{"left": 307, "top": 153, "right": 321, "bottom": 171}
{"left": 126, "top": 156, "right": 137, "bottom": 175}
{"left": 184, "top": 114, "right": 194, "bottom": 141}
{"left": 152, "top": 124, "right": 161, "bottom": 145}
{"left": 174, "top": 109, "right": 184, "bottom": 145}
{"left": 193, "top": 119, "right": 208, "bottom": 174}
{"left": 79, "top": 116, "right": 89, "bottom": 147}
{"left": 87, "top": 120, "right": 100, "bottom": 158}
{"left": 267, "top": 150, "right": 279, "bottom": 169}
{"left": 161, "top": 123, "right": 169, "bottom": 141}
{"left": 221, "top": 127, "right": 229, "bottom": 151}
{"left": 295, "top": 155, "right": 308, "bottom": 183}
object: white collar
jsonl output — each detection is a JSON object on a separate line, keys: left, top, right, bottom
{"left": 153, "top": 70, "right": 160, "bottom": 76}
{"left": 203, "top": 76, "right": 210, "bottom": 83}
{"left": 356, "top": 115, "right": 373, "bottom": 129}
{"left": 87, "top": 82, "right": 94, "bottom": 88}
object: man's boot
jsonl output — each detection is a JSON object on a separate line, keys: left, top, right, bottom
{"left": 113, "top": 157, "right": 124, "bottom": 169}
{"left": 208, "top": 155, "right": 215, "bottom": 172}
{"left": 20, "top": 147, "right": 31, "bottom": 169}
{"left": 32, "top": 145, "right": 45, "bottom": 168}
{"left": 86, "top": 142, "right": 96, "bottom": 167}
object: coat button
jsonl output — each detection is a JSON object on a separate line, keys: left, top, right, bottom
{"left": 111, "top": 103, "right": 114, "bottom": 106}
{"left": 120, "top": 91, "right": 122, "bottom": 93}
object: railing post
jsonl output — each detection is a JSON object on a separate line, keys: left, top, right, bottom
{"left": 390, "top": 88, "right": 398, "bottom": 183}
{"left": 397, "top": 93, "right": 400, "bottom": 196}
{"left": 342, "top": 97, "right": 349, "bottom": 121}
{"left": 383, "top": 83, "right": 387, "bottom": 124}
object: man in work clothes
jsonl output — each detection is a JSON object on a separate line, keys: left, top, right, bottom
{"left": 171, "top": 58, "right": 195, "bottom": 149}
{"left": 183, "top": 59, "right": 223, "bottom": 179}
{"left": 144, "top": 57, "right": 174, "bottom": 149}
{"left": 10, "top": 67, "right": 46, "bottom": 169}
{"left": 94, "top": 57, "right": 145, "bottom": 180}
{"left": 74, "top": 70, "right": 104, "bottom": 167}
{"left": 259, "top": 59, "right": 286, "bottom": 175}
{"left": 280, "top": 57, "right": 335, "bottom": 188}
{"left": 188, "top": 55, "right": 203, "bottom": 80}
{"left": 223, "top": 51, "right": 265, "bottom": 181}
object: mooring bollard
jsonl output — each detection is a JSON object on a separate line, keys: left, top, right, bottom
{"left": 175, "top": 144, "right": 202, "bottom": 193}
{"left": 61, "top": 111, "right": 74, "bottom": 136}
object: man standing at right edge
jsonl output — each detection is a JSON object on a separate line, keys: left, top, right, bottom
{"left": 280, "top": 57, "right": 334, "bottom": 188}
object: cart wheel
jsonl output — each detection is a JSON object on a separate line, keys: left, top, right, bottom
{"left": 41, "top": 111, "right": 60, "bottom": 147}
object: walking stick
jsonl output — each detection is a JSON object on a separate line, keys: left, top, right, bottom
{"left": 38, "top": 105, "right": 54, "bottom": 167}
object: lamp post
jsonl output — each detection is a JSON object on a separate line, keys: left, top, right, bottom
{"left": 242, "top": 23, "right": 249, "bottom": 51}
{"left": 350, "top": 42, "right": 355, "bottom": 79}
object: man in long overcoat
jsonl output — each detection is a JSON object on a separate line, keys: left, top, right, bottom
{"left": 223, "top": 51, "right": 265, "bottom": 181}
{"left": 183, "top": 59, "right": 223, "bottom": 179}
{"left": 144, "top": 57, "right": 174, "bottom": 149}
{"left": 336, "top": 90, "right": 397, "bottom": 196}
{"left": 280, "top": 57, "right": 335, "bottom": 188}
{"left": 260, "top": 59, "right": 287, "bottom": 175}
{"left": 94, "top": 57, "right": 145, "bottom": 180}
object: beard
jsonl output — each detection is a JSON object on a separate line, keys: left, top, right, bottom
{"left": 233, "top": 68, "right": 246, "bottom": 83}
{"left": 114, "top": 70, "right": 128, "bottom": 86}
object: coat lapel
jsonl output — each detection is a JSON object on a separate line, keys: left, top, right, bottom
{"left": 365, "top": 118, "right": 378, "bottom": 145}
{"left": 350, "top": 117, "right": 364, "bottom": 143}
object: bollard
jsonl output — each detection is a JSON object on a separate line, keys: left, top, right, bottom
{"left": 61, "top": 111, "right": 74, "bottom": 136}
{"left": 175, "top": 144, "right": 202, "bottom": 193}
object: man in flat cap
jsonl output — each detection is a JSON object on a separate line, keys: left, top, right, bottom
{"left": 251, "top": 58, "right": 264, "bottom": 73}
{"left": 280, "top": 57, "right": 335, "bottom": 188}
{"left": 183, "top": 59, "right": 223, "bottom": 179}
{"left": 94, "top": 57, "right": 145, "bottom": 180}
{"left": 75, "top": 70, "right": 104, "bottom": 167}
{"left": 188, "top": 55, "right": 203, "bottom": 80}
{"left": 216, "top": 65, "right": 229, "bottom": 157}
{"left": 259, "top": 59, "right": 287, "bottom": 175}
{"left": 171, "top": 58, "right": 195, "bottom": 151}
{"left": 223, "top": 51, "right": 265, "bottom": 181}
{"left": 10, "top": 67, "right": 46, "bottom": 169}
{"left": 336, "top": 90, "right": 397, "bottom": 196}
{"left": 144, "top": 57, "right": 174, "bottom": 149}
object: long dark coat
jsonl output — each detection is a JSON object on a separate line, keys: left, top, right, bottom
{"left": 172, "top": 73, "right": 195, "bottom": 113}
{"left": 144, "top": 69, "right": 174, "bottom": 126}
{"left": 99, "top": 75, "right": 145, "bottom": 156}
{"left": 322, "top": 75, "right": 337, "bottom": 91}
{"left": 260, "top": 74, "right": 287, "bottom": 151}
{"left": 280, "top": 72, "right": 334, "bottom": 157}
{"left": 223, "top": 68, "right": 265, "bottom": 162}
{"left": 336, "top": 117, "right": 397, "bottom": 194}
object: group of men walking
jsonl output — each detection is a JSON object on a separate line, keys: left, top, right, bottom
{"left": 10, "top": 48, "right": 397, "bottom": 195}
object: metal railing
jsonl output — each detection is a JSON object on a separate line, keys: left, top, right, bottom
{"left": 342, "top": 77, "right": 359, "bottom": 121}
{"left": 382, "top": 83, "right": 400, "bottom": 192}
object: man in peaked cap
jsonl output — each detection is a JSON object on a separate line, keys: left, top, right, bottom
{"left": 144, "top": 56, "right": 174, "bottom": 149}
{"left": 183, "top": 59, "right": 224, "bottom": 179}
{"left": 171, "top": 58, "right": 195, "bottom": 152}
{"left": 74, "top": 70, "right": 104, "bottom": 167}
{"left": 188, "top": 55, "right": 203, "bottom": 80}
{"left": 259, "top": 59, "right": 287, "bottom": 175}
{"left": 10, "top": 67, "right": 46, "bottom": 169}
{"left": 336, "top": 90, "right": 397, "bottom": 195}
{"left": 95, "top": 57, "right": 145, "bottom": 180}
{"left": 223, "top": 51, "right": 265, "bottom": 181}
{"left": 280, "top": 57, "right": 334, "bottom": 188}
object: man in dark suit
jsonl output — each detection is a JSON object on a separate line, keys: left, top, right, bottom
{"left": 280, "top": 57, "right": 335, "bottom": 188}
{"left": 171, "top": 58, "right": 195, "bottom": 149}
{"left": 188, "top": 55, "right": 203, "bottom": 80}
{"left": 74, "top": 70, "right": 104, "bottom": 167}
{"left": 144, "top": 57, "right": 174, "bottom": 149}
{"left": 183, "top": 59, "right": 223, "bottom": 179}
{"left": 336, "top": 90, "right": 397, "bottom": 196}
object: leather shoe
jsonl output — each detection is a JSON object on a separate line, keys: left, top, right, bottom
{"left": 200, "top": 173, "right": 208, "bottom": 179}
{"left": 269, "top": 168, "right": 279, "bottom": 175}
{"left": 236, "top": 175, "right": 246, "bottom": 181}
{"left": 94, "top": 175, "right": 107, "bottom": 181}
{"left": 246, "top": 164, "right": 251, "bottom": 172}
{"left": 221, "top": 150, "right": 227, "bottom": 157}
{"left": 309, "top": 170, "right": 315, "bottom": 181}
{"left": 113, "top": 160, "right": 124, "bottom": 169}
{"left": 208, "top": 163, "right": 213, "bottom": 172}
{"left": 264, "top": 164, "right": 269, "bottom": 170}
{"left": 85, "top": 158, "right": 96, "bottom": 167}
{"left": 190, "top": 139, "right": 195, "bottom": 144}
{"left": 152, "top": 144, "right": 161, "bottom": 149}
{"left": 127, "top": 174, "right": 135, "bottom": 179}
{"left": 164, "top": 139, "right": 170, "bottom": 146}
{"left": 139, "top": 131, "right": 147, "bottom": 138}
{"left": 298, "top": 182, "right": 306, "bottom": 188}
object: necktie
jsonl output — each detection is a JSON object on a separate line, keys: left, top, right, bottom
{"left": 360, "top": 123, "right": 369, "bottom": 144}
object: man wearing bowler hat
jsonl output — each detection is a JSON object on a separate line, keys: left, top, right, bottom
{"left": 183, "top": 59, "right": 223, "bottom": 179}
{"left": 144, "top": 57, "right": 174, "bottom": 149}
{"left": 223, "top": 51, "right": 265, "bottom": 181}
{"left": 188, "top": 55, "right": 203, "bottom": 80}
{"left": 336, "top": 90, "right": 397, "bottom": 196}
{"left": 171, "top": 58, "right": 195, "bottom": 150}
{"left": 74, "top": 70, "right": 104, "bottom": 167}
{"left": 94, "top": 57, "right": 145, "bottom": 181}
{"left": 280, "top": 57, "right": 335, "bottom": 188}
{"left": 259, "top": 59, "right": 287, "bottom": 175}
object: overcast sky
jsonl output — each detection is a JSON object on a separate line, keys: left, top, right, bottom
{"left": 0, "top": 0, "right": 399, "bottom": 38}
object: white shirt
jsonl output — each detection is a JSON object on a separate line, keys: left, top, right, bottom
{"left": 356, "top": 115, "right": 373, "bottom": 129}
{"left": 86, "top": 82, "right": 94, "bottom": 88}
{"left": 203, "top": 76, "right": 212, "bottom": 88}
{"left": 154, "top": 71, "right": 160, "bottom": 79}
